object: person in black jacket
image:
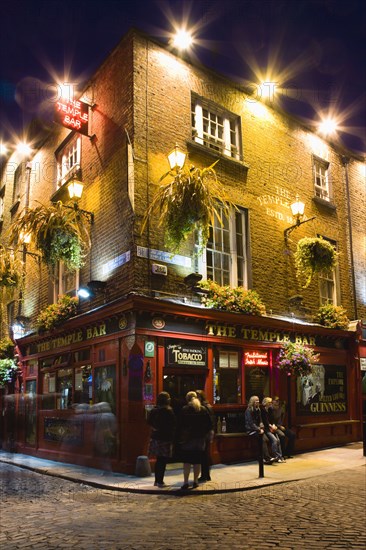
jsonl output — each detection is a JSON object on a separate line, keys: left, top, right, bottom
{"left": 147, "top": 392, "right": 176, "bottom": 488}
{"left": 196, "top": 389, "right": 215, "bottom": 482}
{"left": 261, "top": 397, "right": 286, "bottom": 462}
{"left": 245, "top": 395, "right": 275, "bottom": 465}
{"left": 178, "top": 391, "right": 212, "bottom": 489}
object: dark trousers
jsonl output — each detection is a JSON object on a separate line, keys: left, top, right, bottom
{"left": 155, "top": 456, "right": 168, "bottom": 483}
{"left": 200, "top": 441, "right": 212, "bottom": 479}
{"left": 277, "top": 427, "right": 296, "bottom": 456}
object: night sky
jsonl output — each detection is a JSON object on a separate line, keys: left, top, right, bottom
{"left": 0, "top": 0, "right": 365, "bottom": 154}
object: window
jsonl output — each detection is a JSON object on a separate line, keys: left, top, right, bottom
{"left": 13, "top": 162, "right": 26, "bottom": 204}
{"left": 313, "top": 156, "right": 330, "bottom": 201}
{"left": 57, "top": 136, "right": 81, "bottom": 187}
{"left": 214, "top": 350, "right": 241, "bottom": 404}
{"left": 54, "top": 262, "right": 79, "bottom": 300}
{"left": 195, "top": 207, "right": 248, "bottom": 287}
{"left": 318, "top": 238, "right": 338, "bottom": 305}
{"left": 191, "top": 95, "right": 241, "bottom": 160}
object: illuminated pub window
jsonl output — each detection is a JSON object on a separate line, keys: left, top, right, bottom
{"left": 214, "top": 349, "right": 241, "bottom": 404}
{"left": 244, "top": 350, "right": 270, "bottom": 402}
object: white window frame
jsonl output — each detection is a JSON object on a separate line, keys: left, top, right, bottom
{"left": 313, "top": 156, "right": 330, "bottom": 201}
{"left": 318, "top": 238, "right": 339, "bottom": 305}
{"left": 57, "top": 137, "right": 81, "bottom": 187}
{"left": 195, "top": 207, "right": 248, "bottom": 288}
{"left": 53, "top": 262, "right": 79, "bottom": 301}
{"left": 191, "top": 95, "right": 241, "bottom": 160}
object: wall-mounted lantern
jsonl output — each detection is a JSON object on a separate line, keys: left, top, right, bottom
{"left": 284, "top": 195, "right": 316, "bottom": 245}
{"left": 167, "top": 144, "right": 186, "bottom": 170}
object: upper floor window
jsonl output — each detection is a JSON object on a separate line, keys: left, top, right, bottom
{"left": 318, "top": 238, "right": 338, "bottom": 305}
{"left": 313, "top": 156, "right": 330, "bottom": 201}
{"left": 191, "top": 95, "right": 241, "bottom": 160}
{"left": 53, "top": 262, "right": 79, "bottom": 301}
{"left": 195, "top": 206, "right": 248, "bottom": 287}
{"left": 57, "top": 137, "right": 81, "bottom": 187}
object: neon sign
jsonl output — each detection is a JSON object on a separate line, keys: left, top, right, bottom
{"left": 244, "top": 350, "right": 269, "bottom": 366}
{"left": 55, "top": 98, "right": 89, "bottom": 136}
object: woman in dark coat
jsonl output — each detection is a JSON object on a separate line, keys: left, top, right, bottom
{"left": 196, "top": 389, "right": 215, "bottom": 482}
{"left": 178, "top": 391, "right": 212, "bottom": 490}
{"left": 147, "top": 391, "right": 176, "bottom": 488}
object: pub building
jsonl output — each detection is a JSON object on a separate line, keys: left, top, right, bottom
{"left": 0, "top": 29, "right": 364, "bottom": 473}
{"left": 11, "top": 295, "right": 361, "bottom": 473}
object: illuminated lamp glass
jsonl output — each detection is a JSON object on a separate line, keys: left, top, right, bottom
{"left": 68, "top": 179, "right": 84, "bottom": 199}
{"left": 168, "top": 145, "right": 186, "bottom": 170}
{"left": 290, "top": 195, "right": 305, "bottom": 218}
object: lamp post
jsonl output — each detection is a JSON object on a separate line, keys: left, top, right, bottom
{"left": 284, "top": 195, "right": 316, "bottom": 245}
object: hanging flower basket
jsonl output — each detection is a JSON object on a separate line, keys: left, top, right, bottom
{"left": 142, "top": 161, "right": 237, "bottom": 252}
{"left": 315, "top": 304, "right": 349, "bottom": 330}
{"left": 294, "top": 237, "right": 338, "bottom": 288}
{"left": 36, "top": 295, "right": 79, "bottom": 332}
{"left": 8, "top": 201, "right": 91, "bottom": 271}
{"left": 0, "top": 337, "right": 15, "bottom": 359}
{"left": 198, "top": 280, "right": 266, "bottom": 316}
{"left": 0, "top": 358, "right": 19, "bottom": 388}
{"left": 0, "top": 245, "right": 23, "bottom": 291}
{"left": 276, "top": 341, "right": 319, "bottom": 377}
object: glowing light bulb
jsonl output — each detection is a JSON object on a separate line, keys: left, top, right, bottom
{"left": 16, "top": 142, "right": 32, "bottom": 157}
{"left": 319, "top": 118, "right": 338, "bottom": 136}
{"left": 173, "top": 29, "right": 193, "bottom": 50}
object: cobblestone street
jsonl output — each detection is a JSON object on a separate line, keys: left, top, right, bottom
{"left": 0, "top": 462, "right": 365, "bottom": 549}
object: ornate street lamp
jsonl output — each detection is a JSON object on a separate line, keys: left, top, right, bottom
{"left": 284, "top": 195, "right": 316, "bottom": 245}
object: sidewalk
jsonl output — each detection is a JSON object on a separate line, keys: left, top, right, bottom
{"left": 0, "top": 443, "right": 365, "bottom": 496}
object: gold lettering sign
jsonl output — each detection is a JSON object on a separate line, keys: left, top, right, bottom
{"left": 206, "top": 323, "right": 316, "bottom": 346}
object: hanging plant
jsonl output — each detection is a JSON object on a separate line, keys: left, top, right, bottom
{"left": 277, "top": 341, "right": 319, "bottom": 377}
{"left": 36, "top": 295, "right": 79, "bottom": 332}
{"left": 198, "top": 279, "right": 266, "bottom": 316}
{"left": 142, "top": 161, "right": 237, "bottom": 252}
{"left": 8, "top": 201, "right": 91, "bottom": 271}
{"left": 294, "top": 237, "right": 338, "bottom": 288}
{"left": 315, "top": 304, "right": 349, "bottom": 330}
{"left": 0, "top": 245, "right": 23, "bottom": 291}
{"left": 0, "top": 358, "right": 19, "bottom": 388}
{"left": 0, "top": 337, "right": 15, "bottom": 359}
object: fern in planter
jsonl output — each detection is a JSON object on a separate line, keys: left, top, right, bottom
{"left": 0, "top": 245, "right": 23, "bottom": 291}
{"left": 315, "top": 304, "right": 349, "bottom": 330}
{"left": 294, "top": 237, "right": 338, "bottom": 288}
{"left": 198, "top": 279, "right": 266, "bottom": 316}
{"left": 142, "top": 161, "right": 236, "bottom": 252}
{"left": 8, "top": 201, "right": 90, "bottom": 271}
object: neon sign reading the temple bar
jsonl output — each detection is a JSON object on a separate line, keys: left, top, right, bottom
{"left": 55, "top": 98, "right": 89, "bottom": 135}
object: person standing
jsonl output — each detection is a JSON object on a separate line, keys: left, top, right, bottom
{"left": 272, "top": 396, "right": 296, "bottom": 458}
{"left": 196, "top": 389, "right": 215, "bottom": 482}
{"left": 245, "top": 395, "right": 275, "bottom": 465}
{"left": 147, "top": 391, "right": 176, "bottom": 488}
{"left": 178, "top": 391, "right": 212, "bottom": 489}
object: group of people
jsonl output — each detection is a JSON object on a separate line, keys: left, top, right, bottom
{"left": 147, "top": 390, "right": 295, "bottom": 489}
{"left": 245, "top": 395, "right": 295, "bottom": 464}
{"left": 147, "top": 390, "right": 214, "bottom": 489}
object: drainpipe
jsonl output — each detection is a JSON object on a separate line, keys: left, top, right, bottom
{"left": 342, "top": 156, "right": 358, "bottom": 320}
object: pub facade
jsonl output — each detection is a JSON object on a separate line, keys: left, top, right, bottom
{"left": 0, "top": 29, "right": 364, "bottom": 473}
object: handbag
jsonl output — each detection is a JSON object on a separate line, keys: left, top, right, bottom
{"left": 148, "top": 438, "right": 173, "bottom": 458}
